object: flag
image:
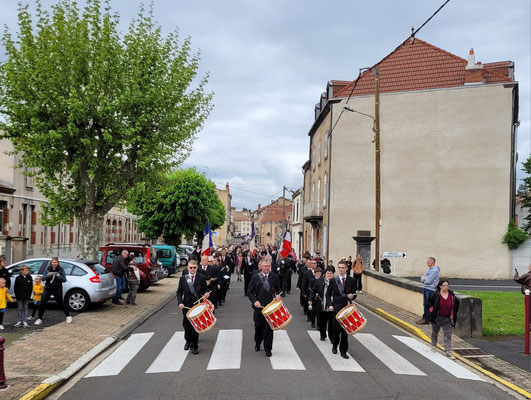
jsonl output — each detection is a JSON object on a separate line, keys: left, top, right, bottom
{"left": 201, "top": 221, "right": 213, "bottom": 256}
{"left": 280, "top": 222, "right": 291, "bottom": 259}
{"left": 250, "top": 221, "right": 256, "bottom": 252}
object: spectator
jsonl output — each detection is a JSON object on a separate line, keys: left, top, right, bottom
{"left": 0, "top": 256, "right": 11, "bottom": 289}
{"left": 353, "top": 254, "right": 363, "bottom": 293}
{"left": 416, "top": 257, "right": 440, "bottom": 325}
{"left": 346, "top": 256, "right": 352, "bottom": 277}
{"left": 28, "top": 276, "right": 44, "bottom": 321}
{"left": 428, "top": 279, "right": 460, "bottom": 359}
{"left": 111, "top": 250, "right": 129, "bottom": 305}
{"left": 125, "top": 258, "right": 140, "bottom": 306}
{"left": 35, "top": 257, "right": 72, "bottom": 325}
{"left": 0, "top": 277, "right": 13, "bottom": 330}
{"left": 514, "top": 263, "right": 531, "bottom": 326}
{"left": 381, "top": 258, "right": 391, "bottom": 274}
{"left": 14, "top": 265, "right": 33, "bottom": 328}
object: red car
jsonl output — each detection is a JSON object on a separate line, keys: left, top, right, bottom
{"left": 99, "top": 243, "right": 162, "bottom": 291}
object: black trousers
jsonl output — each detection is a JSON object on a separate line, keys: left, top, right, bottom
{"left": 254, "top": 311, "right": 273, "bottom": 351}
{"left": 279, "top": 274, "right": 288, "bottom": 296}
{"left": 244, "top": 274, "right": 252, "bottom": 295}
{"left": 301, "top": 294, "right": 309, "bottom": 315}
{"left": 332, "top": 315, "right": 348, "bottom": 354}
{"left": 182, "top": 308, "right": 199, "bottom": 349}
{"left": 38, "top": 286, "right": 70, "bottom": 319}
{"left": 208, "top": 287, "right": 218, "bottom": 307}
{"left": 353, "top": 273, "right": 362, "bottom": 292}
{"left": 318, "top": 311, "right": 335, "bottom": 340}
{"left": 286, "top": 271, "right": 292, "bottom": 293}
{"left": 308, "top": 305, "right": 317, "bottom": 324}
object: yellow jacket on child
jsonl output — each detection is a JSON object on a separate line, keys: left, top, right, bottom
{"left": 33, "top": 283, "right": 44, "bottom": 301}
{"left": 0, "top": 287, "right": 13, "bottom": 308}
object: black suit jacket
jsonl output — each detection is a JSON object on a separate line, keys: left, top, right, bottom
{"left": 242, "top": 258, "right": 255, "bottom": 276}
{"left": 301, "top": 269, "right": 315, "bottom": 297}
{"left": 176, "top": 273, "right": 207, "bottom": 307}
{"left": 297, "top": 265, "right": 308, "bottom": 289}
{"left": 247, "top": 272, "right": 281, "bottom": 311}
{"left": 325, "top": 275, "right": 357, "bottom": 312}
{"left": 197, "top": 264, "right": 220, "bottom": 290}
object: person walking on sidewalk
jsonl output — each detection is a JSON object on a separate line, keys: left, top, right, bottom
{"left": 125, "top": 258, "right": 140, "bottom": 306}
{"left": 14, "top": 265, "right": 33, "bottom": 328}
{"left": 0, "top": 256, "right": 11, "bottom": 290}
{"left": 35, "top": 257, "right": 72, "bottom": 325}
{"left": 428, "top": 279, "right": 460, "bottom": 359}
{"left": 28, "top": 275, "right": 44, "bottom": 321}
{"left": 514, "top": 263, "right": 531, "bottom": 325}
{"left": 112, "top": 250, "right": 129, "bottom": 305}
{"left": 0, "top": 277, "right": 13, "bottom": 330}
{"left": 416, "top": 257, "right": 440, "bottom": 325}
{"left": 353, "top": 254, "right": 363, "bottom": 293}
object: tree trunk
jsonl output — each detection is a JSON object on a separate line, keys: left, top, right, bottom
{"left": 79, "top": 212, "right": 105, "bottom": 260}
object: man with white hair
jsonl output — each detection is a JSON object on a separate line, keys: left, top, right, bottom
{"left": 514, "top": 263, "right": 531, "bottom": 326}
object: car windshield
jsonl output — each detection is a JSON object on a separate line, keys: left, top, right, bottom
{"left": 86, "top": 262, "right": 109, "bottom": 274}
{"left": 106, "top": 250, "right": 144, "bottom": 264}
{"left": 157, "top": 249, "right": 172, "bottom": 258}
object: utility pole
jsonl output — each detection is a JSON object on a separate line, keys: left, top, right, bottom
{"left": 374, "top": 68, "right": 381, "bottom": 272}
{"left": 269, "top": 202, "right": 273, "bottom": 247}
{"left": 281, "top": 186, "right": 286, "bottom": 245}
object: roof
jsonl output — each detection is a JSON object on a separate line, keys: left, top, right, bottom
{"left": 0, "top": 180, "right": 16, "bottom": 194}
{"left": 334, "top": 38, "right": 514, "bottom": 98}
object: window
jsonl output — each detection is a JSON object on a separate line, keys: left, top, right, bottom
{"left": 296, "top": 201, "right": 299, "bottom": 221}
{"left": 312, "top": 147, "right": 316, "bottom": 170}
{"left": 24, "top": 166, "right": 34, "bottom": 188}
{"left": 324, "top": 134, "right": 328, "bottom": 159}
{"left": 0, "top": 201, "right": 6, "bottom": 232}
{"left": 157, "top": 249, "right": 172, "bottom": 259}
{"left": 312, "top": 183, "right": 315, "bottom": 202}
{"left": 60, "top": 262, "right": 75, "bottom": 275}
{"left": 317, "top": 179, "right": 321, "bottom": 210}
{"left": 9, "top": 260, "right": 45, "bottom": 276}
{"left": 21, "top": 204, "right": 28, "bottom": 236}
{"left": 71, "top": 266, "right": 87, "bottom": 276}
{"left": 323, "top": 174, "right": 327, "bottom": 208}
{"left": 318, "top": 140, "right": 321, "bottom": 165}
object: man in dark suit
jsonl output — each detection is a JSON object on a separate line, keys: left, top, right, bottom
{"left": 307, "top": 267, "right": 323, "bottom": 329}
{"left": 197, "top": 254, "right": 220, "bottom": 309}
{"left": 242, "top": 252, "right": 256, "bottom": 295}
{"left": 297, "top": 256, "right": 310, "bottom": 312}
{"left": 247, "top": 259, "right": 281, "bottom": 357}
{"left": 302, "top": 259, "right": 317, "bottom": 322}
{"left": 177, "top": 259, "right": 209, "bottom": 354}
{"left": 310, "top": 268, "right": 335, "bottom": 341}
{"left": 326, "top": 260, "right": 357, "bottom": 359}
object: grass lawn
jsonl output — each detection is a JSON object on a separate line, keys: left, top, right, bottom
{"left": 460, "top": 291, "right": 527, "bottom": 336}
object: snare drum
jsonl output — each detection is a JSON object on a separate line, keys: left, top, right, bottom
{"left": 204, "top": 298, "right": 215, "bottom": 312}
{"left": 336, "top": 304, "right": 367, "bottom": 335}
{"left": 187, "top": 303, "right": 217, "bottom": 334}
{"left": 262, "top": 300, "right": 292, "bottom": 330}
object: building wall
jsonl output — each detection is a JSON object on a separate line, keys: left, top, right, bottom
{"left": 328, "top": 83, "right": 514, "bottom": 278}
{"left": 214, "top": 186, "right": 232, "bottom": 247}
{"left": 291, "top": 189, "right": 304, "bottom": 258}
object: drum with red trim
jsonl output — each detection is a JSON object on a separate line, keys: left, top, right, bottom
{"left": 204, "top": 298, "right": 215, "bottom": 312}
{"left": 187, "top": 303, "right": 217, "bottom": 334}
{"left": 336, "top": 304, "right": 367, "bottom": 335}
{"left": 262, "top": 300, "right": 292, "bottom": 330}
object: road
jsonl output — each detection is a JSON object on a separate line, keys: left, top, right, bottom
{"left": 54, "top": 278, "right": 518, "bottom": 400}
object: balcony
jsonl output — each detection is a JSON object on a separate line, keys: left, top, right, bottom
{"left": 303, "top": 202, "right": 323, "bottom": 225}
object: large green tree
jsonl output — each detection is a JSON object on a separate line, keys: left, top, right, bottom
{"left": 0, "top": 0, "right": 213, "bottom": 258}
{"left": 130, "top": 168, "right": 225, "bottom": 245}
{"left": 520, "top": 155, "right": 531, "bottom": 233}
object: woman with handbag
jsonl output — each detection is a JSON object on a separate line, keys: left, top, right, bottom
{"left": 428, "top": 279, "right": 460, "bottom": 359}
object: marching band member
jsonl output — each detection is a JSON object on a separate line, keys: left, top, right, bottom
{"left": 176, "top": 259, "right": 209, "bottom": 355}
{"left": 310, "top": 268, "right": 335, "bottom": 341}
{"left": 247, "top": 259, "right": 281, "bottom": 357}
{"left": 307, "top": 268, "right": 323, "bottom": 329}
{"left": 301, "top": 259, "right": 318, "bottom": 323}
{"left": 198, "top": 254, "right": 220, "bottom": 309}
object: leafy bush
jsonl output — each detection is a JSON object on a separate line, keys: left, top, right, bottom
{"left": 502, "top": 221, "right": 528, "bottom": 249}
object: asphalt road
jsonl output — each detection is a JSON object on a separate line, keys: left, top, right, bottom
{"left": 56, "top": 278, "right": 519, "bottom": 400}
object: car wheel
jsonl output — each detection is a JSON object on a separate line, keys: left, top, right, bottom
{"left": 66, "top": 289, "right": 90, "bottom": 313}
{"left": 138, "top": 280, "right": 149, "bottom": 292}
{"left": 163, "top": 267, "right": 170, "bottom": 278}
{"left": 180, "top": 258, "right": 188, "bottom": 266}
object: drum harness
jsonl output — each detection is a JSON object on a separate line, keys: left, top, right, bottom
{"left": 185, "top": 274, "right": 198, "bottom": 297}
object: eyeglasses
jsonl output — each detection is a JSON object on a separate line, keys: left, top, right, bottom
{"left": 188, "top": 266, "right": 197, "bottom": 269}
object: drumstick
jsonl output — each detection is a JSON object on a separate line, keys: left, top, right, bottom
{"left": 193, "top": 291, "right": 212, "bottom": 305}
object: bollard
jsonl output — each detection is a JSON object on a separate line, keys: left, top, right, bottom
{"left": 525, "top": 289, "right": 530, "bottom": 356}
{"left": 0, "top": 336, "right": 6, "bottom": 389}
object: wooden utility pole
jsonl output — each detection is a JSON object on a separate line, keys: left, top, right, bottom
{"left": 374, "top": 68, "right": 381, "bottom": 272}
{"left": 281, "top": 186, "right": 286, "bottom": 245}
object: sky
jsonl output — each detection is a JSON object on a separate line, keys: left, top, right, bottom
{"left": 0, "top": 0, "right": 529, "bottom": 210}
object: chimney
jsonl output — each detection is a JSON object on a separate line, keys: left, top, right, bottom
{"left": 465, "top": 48, "right": 484, "bottom": 84}
{"left": 225, "top": 182, "right": 230, "bottom": 192}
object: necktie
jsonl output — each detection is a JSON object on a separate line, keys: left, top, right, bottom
{"left": 264, "top": 275, "right": 268, "bottom": 280}
{"left": 191, "top": 275, "right": 194, "bottom": 283}
{"left": 342, "top": 277, "right": 345, "bottom": 287}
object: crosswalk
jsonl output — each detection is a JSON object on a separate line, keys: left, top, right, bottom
{"left": 85, "top": 330, "right": 484, "bottom": 382}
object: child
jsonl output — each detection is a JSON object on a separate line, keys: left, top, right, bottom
{"left": 125, "top": 259, "right": 140, "bottom": 306}
{"left": 27, "top": 275, "right": 44, "bottom": 321}
{"left": 14, "top": 265, "right": 33, "bottom": 328}
{"left": 0, "top": 277, "right": 13, "bottom": 330}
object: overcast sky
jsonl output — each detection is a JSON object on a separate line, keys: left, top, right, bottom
{"left": 1, "top": 0, "right": 529, "bottom": 210}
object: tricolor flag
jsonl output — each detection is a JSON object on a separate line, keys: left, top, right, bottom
{"left": 201, "top": 221, "right": 213, "bottom": 256}
{"left": 279, "top": 222, "right": 291, "bottom": 259}
{"left": 250, "top": 221, "right": 256, "bottom": 252}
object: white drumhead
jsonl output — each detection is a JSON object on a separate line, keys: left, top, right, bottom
{"left": 263, "top": 302, "right": 277, "bottom": 313}
{"left": 189, "top": 304, "right": 206, "bottom": 317}
{"left": 338, "top": 305, "right": 355, "bottom": 318}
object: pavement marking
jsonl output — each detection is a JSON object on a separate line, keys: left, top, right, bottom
{"left": 307, "top": 330, "right": 365, "bottom": 372}
{"left": 269, "top": 330, "right": 306, "bottom": 370}
{"left": 146, "top": 331, "right": 189, "bottom": 374}
{"left": 394, "top": 335, "right": 484, "bottom": 381}
{"left": 354, "top": 333, "right": 426, "bottom": 376}
{"left": 207, "top": 329, "right": 243, "bottom": 370}
{"left": 85, "top": 332, "right": 154, "bottom": 377}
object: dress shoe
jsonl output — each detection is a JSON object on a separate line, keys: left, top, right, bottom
{"left": 320, "top": 337, "right": 326, "bottom": 341}
{"left": 255, "top": 344, "right": 260, "bottom": 351}
{"left": 184, "top": 342, "right": 190, "bottom": 351}
{"left": 416, "top": 319, "right": 428, "bottom": 325}
{"left": 265, "top": 350, "right": 272, "bottom": 357}
{"left": 341, "top": 353, "right": 349, "bottom": 359}
{"left": 332, "top": 346, "right": 338, "bottom": 354}
{"left": 311, "top": 323, "right": 316, "bottom": 328}
{"left": 191, "top": 348, "right": 199, "bottom": 355}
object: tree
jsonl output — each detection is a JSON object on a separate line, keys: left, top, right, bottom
{"left": 130, "top": 168, "right": 225, "bottom": 246}
{"left": 521, "top": 155, "right": 531, "bottom": 233}
{"left": 0, "top": 1, "right": 213, "bottom": 258}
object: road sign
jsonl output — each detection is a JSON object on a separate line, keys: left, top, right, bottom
{"left": 383, "top": 252, "right": 406, "bottom": 258}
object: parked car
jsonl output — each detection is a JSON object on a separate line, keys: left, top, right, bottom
{"left": 154, "top": 245, "right": 178, "bottom": 278}
{"left": 178, "top": 244, "right": 194, "bottom": 255}
{"left": 6, "top": 258, "right": 116, "bottom": 312}
{"left": 99, "top": 243, "right": 162, "bottom": 291}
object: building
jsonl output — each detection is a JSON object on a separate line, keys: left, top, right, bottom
{"left": 290, "top": 188, "right": 304, "bottom": 258}
{"left": 0, "top": 137, "right": 141, "bottom": 263}
{"left": 234, "top": 209, "right": 253, "bottom": 244}
{"left": 303, "top": 38, "right": 518, "bottom": 279}
{"left": 255, "top": 197, "right": 292, "bottom": 246}
{"left": 214, "top": 183, "right": 233, "bottom": 247}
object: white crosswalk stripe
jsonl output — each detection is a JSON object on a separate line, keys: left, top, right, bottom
{"left": 85, "top": 332, "right": 154, "bottom": 378}
{"left": 394, "top": 335, "right": 484, "bottom": 381}
{"left": 146, "top": 331, "right": 189, "bottom": 374}
{"left": 307, "top": 330, "right": 365, "bottom": 372}
{"left": 207, "top": 329, "right": 243, "bottom": 370}
{"left": 269, "top": 330, "right": 306, "bottom": 370}
{"left": 354, "top": 333, "right": 426, "bottom": 376}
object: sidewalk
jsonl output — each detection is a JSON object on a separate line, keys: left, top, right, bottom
{"left": 356, "top": 292, "right": 531, "bottom": 397}
{"left": 1, "top": 276, "right": 179, "bottom": 400}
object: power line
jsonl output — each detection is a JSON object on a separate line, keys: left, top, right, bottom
{"left": 212, "top": 180, "right": 283, "bottom": 198}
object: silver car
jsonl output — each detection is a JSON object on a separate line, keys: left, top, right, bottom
{"left": 7, "top": 258, "right": 116, "bottom": 312}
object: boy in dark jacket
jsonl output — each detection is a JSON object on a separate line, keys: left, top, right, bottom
{"left": 14, "top": 265, "right": 33, "bottom": 328}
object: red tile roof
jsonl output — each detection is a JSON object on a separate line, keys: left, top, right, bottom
{"left": 334, "top": 38, "right": 514, "bottom": 98}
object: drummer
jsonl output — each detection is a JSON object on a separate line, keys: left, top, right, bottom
{"left": 247, "top": 259, "right": 281, "bottom": 357}
{"left": 177, "top": 259, "right": 209, "bottom": 355}
{"left": 325, "top": 260, "right": 356, "bottom": 359}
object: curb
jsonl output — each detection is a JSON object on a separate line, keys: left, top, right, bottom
{"left": 373, "top": 307, "right": 531, "bottom": 399}
{"left": 19, "top": 283, "right": 178, "bottom": 400}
